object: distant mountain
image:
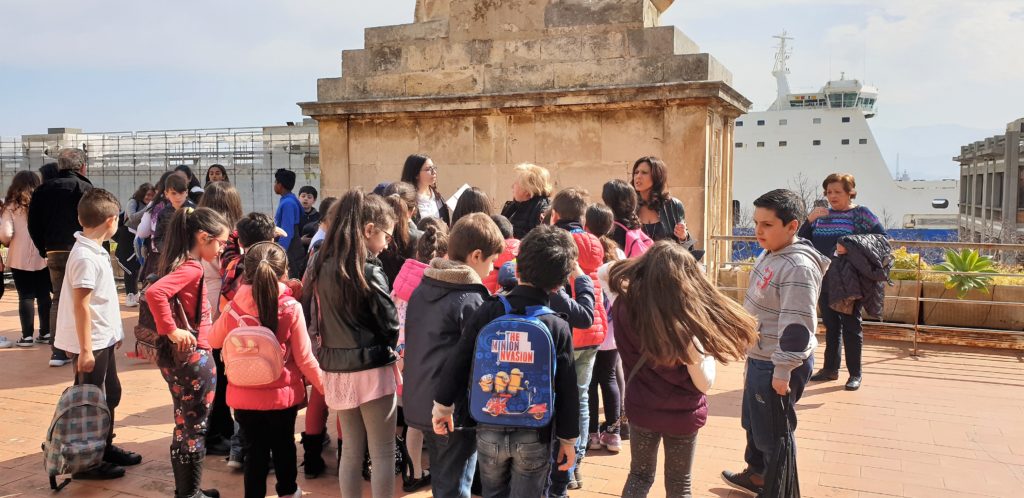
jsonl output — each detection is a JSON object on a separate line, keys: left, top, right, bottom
{"left": 873, "top": 124, "right": 1004, "bottom": 181}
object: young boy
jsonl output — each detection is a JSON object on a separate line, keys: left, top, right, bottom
{"left": 547, "top": 187, "right": 606, "bottom": 493}
{"left": 298, "top": 185, "right": 320, "bottom": 228}
{"left": 272, "top": 169, "right": 301, "bottom": 276}
{"left": 403, "top": 213, "right": 505, "bottom": 497}
{"left": 53, "top": 189, "right": 142, "bottom": 479}
{"left": 433, "top": 224, "right": 580, "bottom": 498}
{"left": 722, "top": 189, "right": 829, "bottom": 495}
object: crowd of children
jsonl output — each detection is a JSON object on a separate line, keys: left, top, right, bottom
{"left": 33, "top": 152, "right": 833, "bottom": 498}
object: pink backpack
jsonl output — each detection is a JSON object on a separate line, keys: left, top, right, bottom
{"left": 614, "top": 221, "right": 654, "bottom": 258}
{"left": 222, "top": 300, "right": 297, "bottom": 387}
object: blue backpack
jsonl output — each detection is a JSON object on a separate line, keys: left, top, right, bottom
{"left": 468, "top": 295, "right": 556, "bottom": 428}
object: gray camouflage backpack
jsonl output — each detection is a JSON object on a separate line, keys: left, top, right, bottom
{"left": 42, "top": 384, "right": 110, "bottom": 491}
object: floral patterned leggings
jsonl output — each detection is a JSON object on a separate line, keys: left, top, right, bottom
{"left": 160, "top": 348, "right": 216, "bottom": 464}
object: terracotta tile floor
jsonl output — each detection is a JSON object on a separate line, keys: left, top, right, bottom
{"left": 1, "top": 295, "right": 1023, "bottom": 497}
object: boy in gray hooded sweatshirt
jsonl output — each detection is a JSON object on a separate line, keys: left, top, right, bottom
{"left": 723, "top": 189, "right": 830, "bottom": 495}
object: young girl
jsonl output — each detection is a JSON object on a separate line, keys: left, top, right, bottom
{"left": 138, "top": 173, "right": 192, "bottom": 281}
{"left": 608, "top": 242, "right": 758, "bottom": 498}
{"left": 117, "top": 182, "right": 154, "bottom": 307}
{"left": 145, "top": 207, "right": 230, "bottom": 498}
{"left": 585, "top": 204, "right": 624, "bottom": 452}
{"left": 0, "top": 170, "right": 51, "bottom": 347}
{"left": 209, "top": 242, "right": 324, "bottom": 498}
{"left": 308, "top": 190, "right": 400, "bottom": 498}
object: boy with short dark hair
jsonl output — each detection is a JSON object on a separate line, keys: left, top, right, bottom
{"left": 273, "top": 169, "right": 300, "bottom": 268}
{"left": 53, "top": 188, "right": 141, "bottom": 479}
{"left": 722, "top": 189, "right": 829, "bottom": 495}
{"left": 289, "top": 185, "right": 320, "bottom": 278}
{"left": 433, "top": 224, "right": 580, "bottom": 498}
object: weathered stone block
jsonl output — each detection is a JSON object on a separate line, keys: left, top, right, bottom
{"left": 406, "top": 70, "right": 482, "bottom": 97}
{"left": 544, "top": 0, "right": 646, "bottom": 29}
{"left": 662, "top": 53, "right": 732, "bottom": 85}
{"left": 507, "top": 114, "right": 537, "bottom": 164}
{"left": 377, "top": 119, "right": 421, "bottom": 167}
{"left": 415, "top": 0, "right": 452, "bottom": 23}
{"left": 369, "top": 46, "right": 404, "bottom": 73}
{"left": 317, "top": 119, "right": 350, "bottom": 194}
{"left": 534, "top": 112, "right": 602, "bottom": 164}
{"left": 662, "top": 105, "right": 709, "bottom": 188}
{"left": 348, "top": 120, "right": 380, "bottom": 166}
{"left": 473, "top": 115, "right": 508, "bottom": 166}
{"left": 341, "top": 49, "right": 371, "bottom": 78}
{"left": 365, "top": 19, "right": 449, "bottom": 47}
{"left": 539, "top": 34, "right": 583, "bottom": 62}
{"left": 449, "top": 0, "right": 548, "bottom": 42}
{"left": 503, "top": 39, "right": 542, "bottom": 64}
{"left": 551, "top": 58, "right": 663, "bottom": 89}
{"left": 599, "top": 108, "right": 664, "bottom": 163}
{"left": 626, "top": 26, "right": 677, "bottom": 58}
{"left": 317, "top": 78, "right": 346, "bottom": 102}
{"left": 402, "top": 42, "right": 444, "bottom": 72}
{"left": 417, "top": 117, "right": 475, "bottom": 167}
{"left": 442, "top": 40, "right": 500, "bottom": 70}
{"left": 483, "top": 65, "right": 555, "bottom": 94}
{"left": 581, "top": 31, "right": 627, "bottom": 60}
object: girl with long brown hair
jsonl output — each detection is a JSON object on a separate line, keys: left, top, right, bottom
{"left": 607, "top": 241, "right": 758, "bottom": 497}
{"left": 0, "top": 170, "right": 51, "bottom": 347}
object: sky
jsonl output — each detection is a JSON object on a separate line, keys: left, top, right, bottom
{"left": 1, "top": 0, "right": 1021, "bottom": 179}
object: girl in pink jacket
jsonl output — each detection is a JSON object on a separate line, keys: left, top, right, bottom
{"left": 209, "top": 242, "right": 324, "bottom": 498}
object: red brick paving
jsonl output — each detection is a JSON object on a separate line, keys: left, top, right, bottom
{"left": 1, "top": 295, "right": 1022, "bottom": 497}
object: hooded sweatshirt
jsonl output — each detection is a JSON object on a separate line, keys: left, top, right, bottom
{"left": 403, "top": 258, "right": 490, "bottom": 431}
{"left": 744, "top": 238, "right": 830, "bottom": 382}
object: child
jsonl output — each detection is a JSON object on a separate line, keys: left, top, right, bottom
{"left": 53, "top": 189, "right": 142, "bottom": 479}
{"left": 584, "top": 204, "right": 623, "bottom": 453}
{"left": 145, "top": 207, "right": 230, "bottom": 498}
{"left": 433, "top": 224, "right": 580, "bottom": 498}
{"left": 482, "top": 214, "right": 519, "bottom": 294}
{"left": 303, "top": 196, "right": 337, "bottom": 259}
{"left": 609, "top": 242, "right": 757, "bottom": 497}
{"left": 0, "top": 171, "right": 51, "bottom": 347}
{"left": 209, "top": 242, "right": 325, "bottom": 498}
{"left": 137, "top": 173, "right": 192, "bottom": 281}
{"left": 272, "top": 169, "right": 301, "bottom": 275}
{"left": 298, "top": 186, "right": 320, "bottom": 229}
{"left": 403, "top": 213, "right": 503, "bottom": 497}
{"left": 307, "top": 190, "right": 400, "bottom": 498}
{"left": 547, "top": 187, "right": 605, "bottom": 493}
{"left": 722, "top": 189, "right": 829, "bottom": 495}
{"left": 289, "top": 185, "right": 320, "bottom": 278}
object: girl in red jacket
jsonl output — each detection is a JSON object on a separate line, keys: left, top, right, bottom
{"left": 209, "top": 242, "right": 325, "bottom": 498}
{"left": 145, "top": 207, "right": 229, "bottom": 498}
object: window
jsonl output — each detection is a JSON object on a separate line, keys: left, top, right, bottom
{"left": 736, "top": 121, "right": 743, "bottom": 127}
{"left": 735, "top": 142, "right": 743, "bottom": 148}
{"left": 841, "top": 139, "right": 850, "bottom": 145}
{"left": 757, "top": 142, "right": 765, "bottom": 148}
{"left": 932, "top": 199, "right": 949, "bottom": 209}
{"left": 859, "top": 138, "right": 868, "bottom": 145}
{"left": 842, "top": 117, "right": 851, "bottom": 123}
{"left": 813, "top": 117, "right": 822, "bottom": 124}
{"left": 779, "top": 119, "right": 788, "bottom": 126}
{"left": 757, "top": 120, "right": 766, "bottom": 126}
{"left": 813, "top": 140, "right": 821, "bottom": 146}
{"left": 779, "top": 141, "right": 788, "bottom": 147}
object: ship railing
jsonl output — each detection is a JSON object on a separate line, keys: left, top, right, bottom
{"left": 707, "top": 235, "right": 1024, "bottom": 354}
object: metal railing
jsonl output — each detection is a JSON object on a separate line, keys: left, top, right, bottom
{"left": 709, "top": 235, "right": 1024, "bottom": 353}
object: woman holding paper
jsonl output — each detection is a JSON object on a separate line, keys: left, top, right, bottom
{"left": 400, "top": 154, "right": 450, "bottom": 225}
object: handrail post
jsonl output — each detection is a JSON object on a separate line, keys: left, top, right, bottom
{"left": 913, "top": 252, "right": 922, "bottom": 356}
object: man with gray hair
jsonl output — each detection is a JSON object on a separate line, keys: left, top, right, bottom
{"left": 28, "top": 147, "right": 94, "bottom": 367}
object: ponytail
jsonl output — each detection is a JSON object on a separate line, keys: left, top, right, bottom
{"left": 415, "top": 224, "right": 448, "bottom": 263}
{"left": 157, "top": 206, "right": 229, "bottom": 277}
{"left": 384, "top": 193, "right": 411, "bottom": 252}
{"left": 243, "top": 241, "right": 287, "bottom": 331}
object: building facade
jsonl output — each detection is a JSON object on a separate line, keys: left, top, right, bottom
{"left": 957, "top": 117, "right": 1024, "bottom": 243}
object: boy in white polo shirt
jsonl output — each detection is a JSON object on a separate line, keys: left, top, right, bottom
{"left": 53, "top": 188, "right": 142, "bottom": 480}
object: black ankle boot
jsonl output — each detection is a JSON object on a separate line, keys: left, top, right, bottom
{"left": 171, "top": 456, "right": 219, "bottom": 498}
{"left": 300, "top": 432, "right": 326, "bottom": 479}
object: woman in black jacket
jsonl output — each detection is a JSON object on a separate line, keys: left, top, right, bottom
{"left": 308, "top": 189, "right": 400, "bottom": 498}
{"left": 631, "top": 156, "right": 697, "bottom": 251}
{"left": 500, "top": 163, "right": 552, "bottom": 239}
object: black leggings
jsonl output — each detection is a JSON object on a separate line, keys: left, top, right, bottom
{"left": 588, "top": 349, "right": 622, "bottom": 433}
{"left": 235, "top": 406, "right": 299, "bottom": 498}
{"left": 11, "top": 268, "right": 52, "bottom": 339}
{"left": 115, "top": 245, "right": 140, "bottom": 295}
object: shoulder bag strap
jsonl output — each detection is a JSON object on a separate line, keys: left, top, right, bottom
{"left": 608, "top": 354, "right": 648, "bottom": 432}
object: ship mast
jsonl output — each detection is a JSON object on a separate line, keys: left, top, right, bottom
{"left": 769, "top": 31, "right": 793, "bottom": 111}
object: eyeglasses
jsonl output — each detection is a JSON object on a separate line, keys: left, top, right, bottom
{"left": 379, "top": 228, "right": 394, "bottom": 244}
{"left": 423, "top": 166, "right": 438, "bottom": 174}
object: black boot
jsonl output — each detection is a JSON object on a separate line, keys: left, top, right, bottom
{"left": 300, "top": 432, "right": 326, "bottom": 479}
{"left": 171, "top": 456, "right": 220, "bottom": 498}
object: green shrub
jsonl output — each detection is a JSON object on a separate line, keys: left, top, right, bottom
{"left": 933, "top": 249, "right": 997, "bottom": 298}
{"left": 891, "top": 247, "right": 929, "bottom": 281}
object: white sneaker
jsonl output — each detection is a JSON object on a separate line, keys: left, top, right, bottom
{"left": 281, "top": 486, "right": 302, "bottom": 497}
{"left": 125, "top": 293, "right": 139, "bottom": 307}
{"left": 0, "top": 336, "right": 12, "bottom": 349}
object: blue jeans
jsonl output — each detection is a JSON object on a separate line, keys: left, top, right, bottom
{"left": 423, "top": 429, "right": 477, "bottom": 498}
{"left": 548, "top": 347, "right": 598, "bottom": 496}
{"left": 741, "top": 357, "right": 812, "bottom": 474}
{"left": 477, "top": 428, "right": 550, "bottom": 498}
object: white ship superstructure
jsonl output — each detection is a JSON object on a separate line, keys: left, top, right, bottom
{"left": 734, "top": 33, "right": 958, "bottom": 229}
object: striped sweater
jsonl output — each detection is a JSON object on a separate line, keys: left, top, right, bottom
{"left": 744, "top": 239, "right": 830, "bottom": 381}
{"left": 798, "top": 205, "right": 885, "bottom": 257}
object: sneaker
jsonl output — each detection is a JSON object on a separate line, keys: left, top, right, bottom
{"left": 721, "top": 469, "right": 763, "bottom": 496}
{"left": 16, "top": 337, "right": 35, "bottom": 347}
{"left": 125, "top": 293, "right": 139, "bottom": 308}
{"left": 0, "top": 336, "right": 12, "bottom": 349}
{"left": 600, "top": 431, "right": 622, "bottom": 453}
{"left": 36, "top": 333, "right": 53, "bottom": 344}
{"left": 104, "top": 445, "right": 142, "bottom": 466}
{"left": 810, "top": 368, "right": 839, "bottom": 382}
{"left": 226, "top": 455, "right": 243, "bottom": 471}
{"left": 572, "top": 461, "right": 583, "bottom": 489}
{"left": 587, "top": 432, "right": 602, "bottom": 451}
{"left": 72, "top": 461, "right": 126, "bottom": 480}
{"left": 49, "top": 350, "right": 71, "bottom": 367}
{"left": 281, "top": 486, "right": 302, "bottom": 498}
{"left": 402, "top": 471, "right": 431, "bottom": 493}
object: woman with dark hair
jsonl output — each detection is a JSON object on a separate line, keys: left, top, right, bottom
{"left": 450, "top": 186, "right": 493, "bottom": 227}
{"left": 0, "top": 170, "right": 51, "bottom": 347}
{"left": 400, "top": 154, "right": 449, "bottom": 225}
{"left": 175, "top": 165, "right": 205, "bottom": 203}
{"left": 631, "top": 156, "right": 696, "bottom": 252}
{"left": 800, "top": 173, "right": 885, "bottom": 392}
{"left": 205, "top": 164, "right": 229, "bottom": 186}
{"left": 116, "top": 183, "right": 156, "bottom": 307}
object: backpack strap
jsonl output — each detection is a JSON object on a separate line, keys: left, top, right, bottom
{"left": 497, "top": 295, "right": 554, "bottom": 320}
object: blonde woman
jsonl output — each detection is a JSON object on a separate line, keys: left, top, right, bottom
{"left": 500, "top": 163, "right": 553, "bottom": 239}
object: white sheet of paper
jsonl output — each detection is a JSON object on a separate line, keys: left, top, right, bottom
{"left": 446, "top": 183, "right": 472, "bottom": 213}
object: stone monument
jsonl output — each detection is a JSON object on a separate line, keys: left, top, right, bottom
{"left": 300, "top": 0, "right": 749, "bottom": 255}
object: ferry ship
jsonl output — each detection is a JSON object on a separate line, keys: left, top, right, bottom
{"left": 733, "top": 33, "right": 958, "bottom": 231}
